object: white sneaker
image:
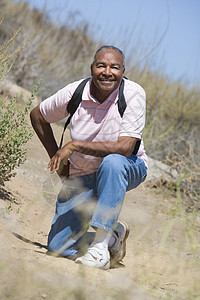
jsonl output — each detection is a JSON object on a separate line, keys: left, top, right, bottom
{"left": 75, "top": 245, "right": 110, "bottom": 270}
{"left": 109, "top": 221, "right": 130, "bottom": 263}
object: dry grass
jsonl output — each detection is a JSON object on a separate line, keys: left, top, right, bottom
{"left": 127, "top": 68, "right": 200, "bottom": 161}
{"left": 166, "top": 141, "right": 200, "bottom": 212}
{"left": 0, "top": 0, "right": 99, "bottom": 98}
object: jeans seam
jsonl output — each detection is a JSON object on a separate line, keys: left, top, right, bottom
{"left": 141, "top": 165, "right": 147, "bottom": 180}
{"left": 90, "top": 221, "right": 112, "bottom": 233}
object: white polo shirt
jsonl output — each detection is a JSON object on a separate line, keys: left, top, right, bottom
{"left": 40, "top": 78, "right": 148, "bottom": 177}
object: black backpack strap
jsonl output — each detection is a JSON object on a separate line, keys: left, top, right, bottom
{"left": 132, "top": 140, "right": 141, "bottom": 155}
{"left": 58, "top": 116, "right": 71, "bottom": 150}
{"left": 58, "top": 77, "right": 90, "bottom": 149}
{"left": 67, "top": 77, "right": 91, "bottom": 115}
{"left": 118, "top": 79, "right": 126, "bottom": 117}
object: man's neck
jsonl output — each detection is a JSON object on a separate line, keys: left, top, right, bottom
{"left": 90, "top": 81, "right": 112, "bottom": 103}
{"left": 90, "top": 88, "right": 108, "bottom": 103}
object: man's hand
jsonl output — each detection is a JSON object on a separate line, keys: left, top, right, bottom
{"left": 47, "top": 142, "right": 74, "bottom": 174}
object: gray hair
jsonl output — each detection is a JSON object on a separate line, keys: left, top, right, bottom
{"left": 92, "top": 45, "right": 125, "bottom": 68}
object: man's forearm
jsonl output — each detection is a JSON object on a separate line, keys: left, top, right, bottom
{"left": 71, "top": 141, "right": 120, "bottom": 157}
{"left": 71, "top": 137, "right": 137, "bottom": 158}
{"left": 35, "top": 122, "right": 58, "bottom": 159}
{"left": 30, "top": 106, "right": 58, "bottom": 159}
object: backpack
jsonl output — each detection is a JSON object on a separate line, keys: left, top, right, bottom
{"left": 59, "top": 77, "right": 140, "bottom": 155}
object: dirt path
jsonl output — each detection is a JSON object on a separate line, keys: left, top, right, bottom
{"left": 0, "top": 124, "right": 200, "bottom": 300}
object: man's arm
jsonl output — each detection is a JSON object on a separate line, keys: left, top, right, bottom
{"left": 30, "top": 105, "right": 70, "bottom": 178}
{"left": 30, "top": 105, "right": 58, "bottom": 158}
{"left": 47, "top": 136, "right": 140, "bottom": 174}
{"left": 72, "top": 137, "right": 137, "bottom": 158}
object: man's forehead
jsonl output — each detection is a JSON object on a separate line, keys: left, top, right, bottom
{"left": 95, "top": 49, "right": 123, "bottom": 63}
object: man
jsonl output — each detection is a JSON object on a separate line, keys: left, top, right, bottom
{"left": 30, "top": 45, "right": 147, "bottom": 270}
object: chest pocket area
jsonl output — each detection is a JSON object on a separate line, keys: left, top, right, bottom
{"left": 74, "top": 103, "right": 96, "bottom": 122}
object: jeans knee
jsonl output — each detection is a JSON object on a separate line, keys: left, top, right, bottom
{"left": 99, "top": 154, "right": 127, "bottom": 175}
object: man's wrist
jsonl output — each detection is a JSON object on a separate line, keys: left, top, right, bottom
{"left": 69, "top": 140, "right": 78, "bottom": 153}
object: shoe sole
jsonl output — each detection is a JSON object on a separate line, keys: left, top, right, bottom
{"left": 111, "top": 221, "right": 130, "bottom": 262}
{"left": 75, "top": 257, "right": 110, "bottom": 270}
{"left": 119, "top": 220, "right": 130, "bottom": 261}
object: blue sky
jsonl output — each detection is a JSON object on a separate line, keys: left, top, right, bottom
{"left": 21, "top": 0, "right": 200, "bottom": 85}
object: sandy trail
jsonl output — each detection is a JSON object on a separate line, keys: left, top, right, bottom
{"left": 0, "top": 124, "right": 199, "bottom": 300}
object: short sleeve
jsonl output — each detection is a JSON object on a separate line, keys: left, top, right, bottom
{"left": 39, "top": 79, "right": 85, "bottom": 123}
{"left": 119, "top": 81, "right": 146, "bottom": 139}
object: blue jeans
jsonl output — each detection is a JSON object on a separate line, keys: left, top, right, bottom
{"left": 47, "top": 154, "right": 147, "bottom": 257}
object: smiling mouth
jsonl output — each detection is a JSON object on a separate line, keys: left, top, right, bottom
{"left": 100, "top": 79, "right": 114, "bottom": 83}
{"left": 99, "top": 80, "right": 114, "bottom": 87}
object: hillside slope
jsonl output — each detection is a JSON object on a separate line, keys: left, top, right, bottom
{"left": 0, "top": 123, "right": 199, "bottom": 300}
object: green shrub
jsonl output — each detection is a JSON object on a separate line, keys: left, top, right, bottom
{"left": 0, "top": 13, "right": 36, "bottom": 185}
{"left": 0, "top": 95, "right": 35, "bottom": 185}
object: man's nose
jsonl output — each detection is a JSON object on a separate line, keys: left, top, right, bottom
{"left": 103, "top": 66, "right": 112, "bottom": 76}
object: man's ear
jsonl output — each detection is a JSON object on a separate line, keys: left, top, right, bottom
{"left": 123, "top": 67, "right": 126, "bottom": 76}
{"left": 90, "top": 64, "right": 93, "bottom": 76}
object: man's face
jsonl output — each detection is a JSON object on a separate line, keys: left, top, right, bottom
{"left": 90, "top": 49, "right": 125, "bottom": 102}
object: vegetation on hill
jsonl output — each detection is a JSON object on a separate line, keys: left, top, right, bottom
{"left": 0, "top": 0, "right": 199, "bottom": 207}
{"left": 0, "top": 10, "right": 38, "bottom": 185}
